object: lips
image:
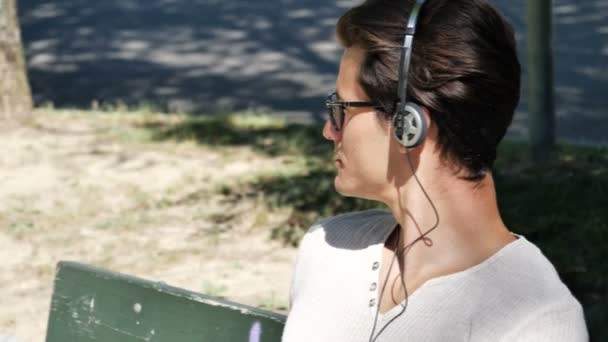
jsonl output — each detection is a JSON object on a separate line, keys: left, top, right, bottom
{"left": 334, "top": 149, "right": 344, "bottom": 168}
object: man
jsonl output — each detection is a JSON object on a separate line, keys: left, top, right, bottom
{"left": 282, "top": 0, "right": 588, "bottom": 341}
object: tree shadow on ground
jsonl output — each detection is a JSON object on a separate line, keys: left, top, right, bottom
{"left": 19, "top": 0, "right": 608, "bottom": 143}
{"left": 147, "top": 115, "right": 329, "bottom": 157}
{"left": 19, "top": 0, "right": 352, "bottom": 122}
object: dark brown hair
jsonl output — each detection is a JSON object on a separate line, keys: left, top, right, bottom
{"left": 337, "top": 0, "right": 521, "bottom": 181}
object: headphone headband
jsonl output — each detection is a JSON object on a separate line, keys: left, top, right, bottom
{"left": 396, "top": 0, "right": 427, "bottom": 114}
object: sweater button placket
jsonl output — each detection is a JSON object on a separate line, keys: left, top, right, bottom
{"left": 370, "top": 262, "right": 380, "bottom": 310}
{"left": 372, "top": 261, "right": 380, "bottom": 271}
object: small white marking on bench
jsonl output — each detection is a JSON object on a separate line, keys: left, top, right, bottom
{"left": 249, "top": 321, "right": 262, "bottom": 342}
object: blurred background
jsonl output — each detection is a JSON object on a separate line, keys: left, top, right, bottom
{"left": 16, "top": 0, "right": 608, "bottom": 143}
{"left": 1, "top": 0, "right": 606, "bottom": 341}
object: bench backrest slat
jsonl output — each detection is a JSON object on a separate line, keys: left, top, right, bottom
{"left": 46, "top": 261, "right": 286, "bottom": 342}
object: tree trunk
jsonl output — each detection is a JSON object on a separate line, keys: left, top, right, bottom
{"left": 0, "top": 0, "right": 32, "bottom": 120}
{"left": 526, "top": 0, "right": 555, "bottom": 162}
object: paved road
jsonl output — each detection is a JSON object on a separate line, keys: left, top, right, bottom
{"left": 19, "top": 0, "right": 608, "bottom": 144}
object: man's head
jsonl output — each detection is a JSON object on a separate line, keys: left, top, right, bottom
{"left": 332, "top": 0, "right": 521, "bottom": 183}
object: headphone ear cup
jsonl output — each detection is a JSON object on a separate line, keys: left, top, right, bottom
{"left": 392, "top": 102, "right": 427, "bottom": 148}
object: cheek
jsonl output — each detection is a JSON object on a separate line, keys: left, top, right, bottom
{"left": 341, "top": 117, "right": 391, "bottom": 182}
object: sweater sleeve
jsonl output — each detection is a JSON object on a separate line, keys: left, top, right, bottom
{"left": 504, "top": 300, "right": 589, "bottom": 342}
{"left": 287, "top": 226, "right": 314, "bottom": 313}
{"left": 287, "top": 251, "right": 301, "bottom": 313}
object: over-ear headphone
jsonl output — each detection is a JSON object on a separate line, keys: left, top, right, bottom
{"left": 392, "top": 0, "right": 428, "bottom": 148}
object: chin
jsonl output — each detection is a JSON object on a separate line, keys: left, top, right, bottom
{"left": 333, "top": 174, "right": 353, "bottom": 196}
{"left": 334, "top": 174, "right": 378, "bottom": 201}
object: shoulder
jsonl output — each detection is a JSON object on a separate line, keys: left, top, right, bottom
{"left": 465, "top": 236, "right": 577, "bottom": 302}
{"left": 303, "top": 209, "right": 396, "bottom": 251}
{"left": 467, "top": 236, "right": 588, "bottom": 340}
{"left": 500, "top": 298, "right": 588, "bottom": 341}
{"left": 501, "top": 237, "right": 588, "bottom": 340}
{"left": 292, "top": 209, "right": 395, "bottom": 283}
{"left": 287, "top": 209, "right": 394, "bottom": 308}
{"left": 491, "top": 236, "right": 579, "bottom": 304}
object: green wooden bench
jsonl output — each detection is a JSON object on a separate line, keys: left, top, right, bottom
{"left": 46, "top": 261, "right": 286, "bottom": 342}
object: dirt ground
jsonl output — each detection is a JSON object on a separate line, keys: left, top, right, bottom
{"left": 0, "top": 110, "right": 299, "bottom": 341}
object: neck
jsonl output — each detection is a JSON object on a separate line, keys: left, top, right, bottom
{"left": 384, "top": 168, "right": 515, "bottom": 283}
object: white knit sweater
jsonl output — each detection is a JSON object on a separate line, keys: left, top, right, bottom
{"left": 282, "top": 210, "right": 588, "bottom": 341}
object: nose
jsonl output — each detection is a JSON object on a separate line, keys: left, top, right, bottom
{"left": 322, "top": 119, "right": 341, "bottom": 141}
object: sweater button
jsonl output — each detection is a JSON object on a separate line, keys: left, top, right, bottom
{"left": 372, "top": 261, "right": 380, "bottom": 271}
{"left": 369, "top": 298, "right": 376, "bottom": 307}
{"left": 370, "top": 283, "right": 377, "bottom": 291}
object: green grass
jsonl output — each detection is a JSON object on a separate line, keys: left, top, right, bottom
{"left": 140, "top": 113, "right": 607, "bottom": 341}
{"left": 139, "top": 113, "right": 328, "bottom": 157}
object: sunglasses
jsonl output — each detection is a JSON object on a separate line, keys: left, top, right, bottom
{"left": 325, "top": 91, "right": 383, "bottom": 131}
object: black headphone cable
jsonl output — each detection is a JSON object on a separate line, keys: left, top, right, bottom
{"left": 368, "top": 150, "right": 440, "bottom": 342}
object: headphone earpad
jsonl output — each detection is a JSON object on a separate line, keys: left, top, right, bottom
{"left": 392, "top": 102, "right": 427, "bottom": 148}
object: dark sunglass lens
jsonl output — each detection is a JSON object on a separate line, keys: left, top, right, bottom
{"left": 325, "top": 92, "right": 343, "bottom": 131}
{"left": 328, "top": 107, "right": 339, "bottom": 131}
{"left": 336, "top": 106, "right": 345, "bottom": 131}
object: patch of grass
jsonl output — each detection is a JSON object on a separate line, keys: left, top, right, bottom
{"left": 257, "top": 291, "right": 288, "bottom": 312}
{"left": 108, "top": 125, "right": 156, "bottom": 144}
{"left": 146, "top": 114, "right": 330, "bottom": 158}
{"left": 252, "top": 205, "right": 271, "bottom": 229}
{"left": 9, "top": 221, "right": 36, "bottom": 238}
{"left": 253, "top": 170, "right": 383, "bottom": 245}
{"left": 201, "top": 281, "right": 228, "bottom": 299}
{"left": 227, "top": 112, "right": 287, "bottom": 130}
{"left": 215, "top": 182, "right": 235, "bottom": 196}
